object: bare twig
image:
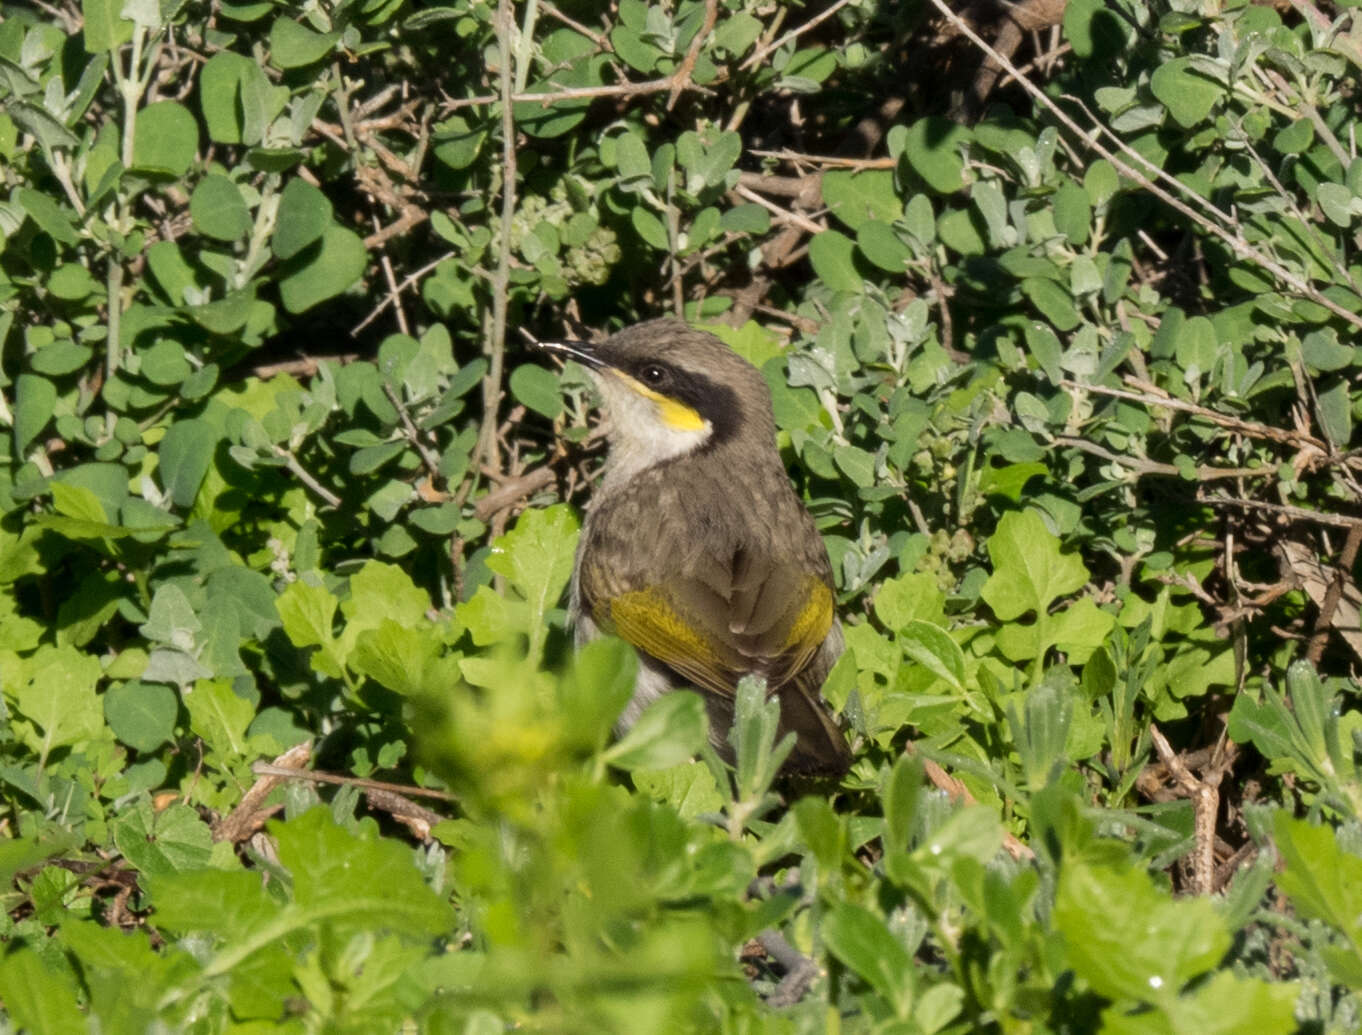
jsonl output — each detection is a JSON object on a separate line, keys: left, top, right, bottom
{"left": 540, "top": 1, "right": 609, "bottom": 48}
{"left": 668, "top": 0, "right": 718, "bottom": 110}
{"left": 1306, "top": 521, "right": 1362, "bottom": 665}
{"left": 274, "top": 446, "right": 343, "bottom": 509}
{"left": 757, "top": 930, "right": 820, "bottom": 1007}
{"left": 1148, "top": 724, "right": 1216, "bottom": 895}
{"left": 251, "top": 762, "right": 458, "bottom": 802}
{"left": 1064, "top": 379, "right": 1329, "bottom": 453}
{"left": 474, "top": 0, "right": 520, "bottom": 482}
{"left": 1053, "top": 435, "right": 1276, "bottom": 482}
{"left": 740, "top": 0, "right": 860, "bottom": 72}
{"left": 1203, "top": 495, "right": 1360, "bottom": 531}
{"left": 733, "top": 183, "right": 825, "bottom": 235}
{"left": 214, "top": 742, "right": 313, "bottom": 843}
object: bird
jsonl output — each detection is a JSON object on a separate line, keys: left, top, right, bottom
{"left": 536, "top": 318, "right": 851, "bottom": 776}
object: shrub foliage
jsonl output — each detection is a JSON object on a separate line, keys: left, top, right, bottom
{"left": 1, "top": 0, "right": 1361, "bottom": 1029}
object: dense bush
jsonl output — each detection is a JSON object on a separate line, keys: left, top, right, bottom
{"left": 2, "top": 0, "right": 1362, "bottom": 1029}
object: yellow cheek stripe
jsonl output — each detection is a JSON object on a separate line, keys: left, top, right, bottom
{"left": 611, "top": 372, "right": 708, "bottom": 432}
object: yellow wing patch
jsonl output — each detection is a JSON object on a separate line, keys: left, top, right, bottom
{"left": 597, "top": 576, "right": 834, "bottom": 697}
{"left": 785, "top": 579, "right": 834, "bottom": 653}
{"left": 600, "top": 587, "right": 732, "bottom": 696}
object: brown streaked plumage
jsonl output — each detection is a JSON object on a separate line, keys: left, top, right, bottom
{"left": 538, "top": 319, "right": 851, "bottom": 776}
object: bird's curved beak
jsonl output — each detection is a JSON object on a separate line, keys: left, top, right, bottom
{"left": 533, "top": 339, "right": 604, "bottom": 370}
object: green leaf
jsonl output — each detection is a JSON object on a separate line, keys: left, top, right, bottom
{"left": 11, "top": 645, "right": 104, "bottom": 758}
{"left": 104, "top": 680, "right": 178, "bottom": 752}
{"left": 190, "top": 174, "right": 251, "bottom": 241}
{"left": 273, "top": 178, "right": 334, "bottom": 260}
{"left": 857, "top": 220, "right": 913, "bottom": 271}
{"left": 269, "top": 17, "right": 339, "bottom": 68}
{"left": 900, "top": 117, "right": 969, "bottom": 194}
{"left": 808, "top": 230, "right": 863, "bottom": 292}
{"left": 273, "top": 807, "right": 452, "bottom": 928}
{"left": 200, "top": 51, "right": 285, "bottom": 145}
{"left": 602, "top": 691, "right": 707, "bottom": 771}
{"left": 159, "top": 418, "right": 218, "bottom": 509}
{"left": 823, "top": 902, "right": 914, "bottom": 1016}
{"left": 276, "top": 579, "right": 347, "bottom": 678}
{"left": 1052, "top": 181, "right": 1091, "bottom": 246}
{"left": 630, "top": 208, "right": 669, "bottom": 250}
{"left": 1273, "top": 812, "right": 1362, "bottom": 988}
{"left": 980, "top": 509, "right": 1088, "bottom": 621}
{"left": 17, "top": 187, "right": 79, "bottom": 245}
{"left": 484, "top": 504, "right": 579, "bottom": 663}
{"left": 899, "top": 619, "right": 966, "bottom": 691}
{"left": 509, "top": 363, "right": 563, "bottom": 419}
{"left": 82, "top": 0, "right": 134, "bottom": 52}
{"left": 184, "top": 678, "right": 254, "bottom": 757}
{"left": 14, "top": 373, "right": 57, "bottom": 453}
{"left": 1054, "top": 860, "right": 1230, "bottom": 1001}
{"left": 1274, "top": 118, "right": 1313, "bottom": 155}
{"left": 1021, "top": 277, "right": 1081, "bottom": 331}
{"left": 0, "top": 947, "right": 86, "bottom": 1035}
{"left": 113, "top": 802, "right": 213, "bottom": 876}
{"left": 48, "top": 263, "right": 101, "bottom": 300}
{"left": 278, "top": 224, "right": 367, "bottom": 313}
{"left": 1151, "top": 57, "right": 1221, "bottom": 128}
{"left": 1316, "top": 378, "right": 1351, "bottom": 446}
{"left": 822, "top": 170, "right": 902, "bottom": 230}
{"left": 133, "top": 101, "right": 198, "bottom": 177}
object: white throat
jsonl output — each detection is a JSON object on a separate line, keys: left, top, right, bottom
{"left": 592, "top": 371, "right": 713, "bottom": 492}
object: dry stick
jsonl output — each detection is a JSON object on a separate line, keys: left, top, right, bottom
{"left": 748, "top": 149, "right": 896, "bottom": 171}
{"left": 905, "top": 745, "right": 1034, "bottom": 861}
{"left": 352, "top": 250, "right": 458, "bottom": 335}
{"left": 475, "top": 0, "right": 519, "bottom": 484}
{"left": 251, "top": 762, "right": 458, "bottom": 802}
{"left": 733, "top": 183, "right": 825, "bottom": 235}
{"left": 667, "top": 0, "right": 718, "bottom": 110}
{"left": 441, "top": 75, "right": 682, "bottom": 113}
{"left": 214, "top": 742, "right": 313, "bottom": 843}
{"left": 927, "top": 0, "right": 1362, "bottom": 336}
{"left": 273, "top": 446, "right": 342, "bottom": 509}
{"left": 1148, "top": 724, "right": 1217, "bottom": 895}
{"left": 1306, "top": 520, "right": 1362, "bottom": 665}
{"left": 757, "top": 930, "right": 820, "bottom": 1007}
{"left": 1205, "top": 494, "right": 1362, "bottom": 531}
{"left": 382, "top": 382, "right": 444, "bottom": 483}
{"left": 373, "top": 215, "right": 411, "bottom": 336}
{"left": 1053, "top": 435, "right": 1276, "bottom": 482}
{"left": 739, "top": 0, "right": 860, "bottom": 72}
{"left": 1064, "top": 379, "right": 1329, "bottom": 452}
{"left": 539, "top": 1, "right": 609, "bottom": 48}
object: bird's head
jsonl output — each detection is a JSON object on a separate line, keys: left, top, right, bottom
{"left": 537, "top": 319, "right": 775, "bottom": 484}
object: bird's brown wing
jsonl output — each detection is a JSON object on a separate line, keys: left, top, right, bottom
{"left": 597, "top": 564, "right": 835, "bottom": 699}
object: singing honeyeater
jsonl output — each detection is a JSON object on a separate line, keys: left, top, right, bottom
{"left": 537, "top": 319, "right": 851, "bottom": 776}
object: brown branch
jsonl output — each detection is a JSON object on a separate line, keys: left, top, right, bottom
{"left": 905, "top": 744, "right": 1034, "bottom": 861}
{"left": 740, "top": 0, "right": 860, "bottom": 72}
{"left": 213, "top": 742, "right": 312, "bottom": 843}
{"left": 1204, "top": 495, "right": 1362, "bottom": 531}
{"left": 1148, "top": 724, "right": 1217, "bottom": 895}
{"left": 667, "top": 0, "right": 719, "bottom": 110}
{"left": 1065, "top": 378, "right": 1329, "bottom": 453}
{"left": 1053, "top": 435, "right": 1277, "bottom": 481}
{"left": 250, "top": 762, "right": 458, "bottom": 802}
{"left": 1306, "top": 520, "right": 1362, "bottom": 665}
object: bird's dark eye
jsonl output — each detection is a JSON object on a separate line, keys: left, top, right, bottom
{"left": 640, "top": 364, "right": 668, "bottom": 386}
